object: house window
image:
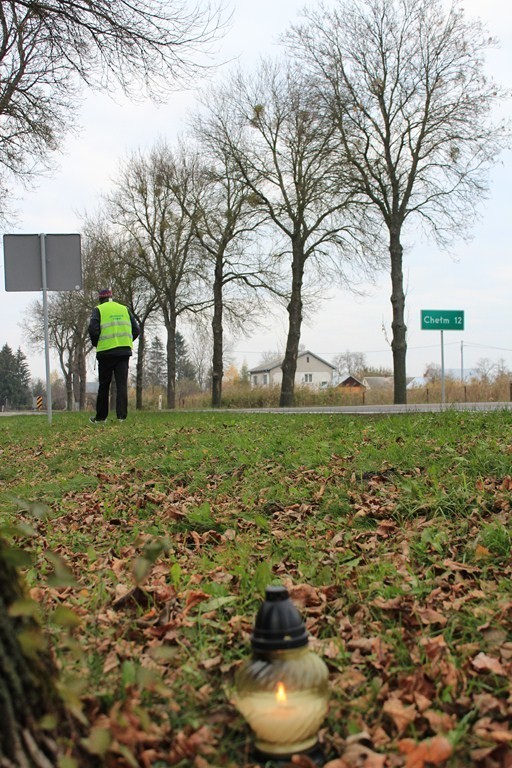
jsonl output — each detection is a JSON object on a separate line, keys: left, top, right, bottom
{"left": 304, "top": 373, "right": 313, "bottom": 383}
{"left": 252, "top": 375, "right": 258, "bottom": 385}
{"left": 263, "top": 374, "right": 268, "bottom": 385}
{"left": 307, "top": 356, "right": 310, "bottom": 363}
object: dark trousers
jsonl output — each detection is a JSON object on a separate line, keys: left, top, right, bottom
{"left": 95, "top": 355, "right": 130, "bottom": 421}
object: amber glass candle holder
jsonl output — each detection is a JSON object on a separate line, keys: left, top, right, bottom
{"left": 232, "top": 586, "right": 329, "bottom": 758}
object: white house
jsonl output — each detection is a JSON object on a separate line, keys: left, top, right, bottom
{"left": 249, "top": 351, "right": 335, "bottom": 389}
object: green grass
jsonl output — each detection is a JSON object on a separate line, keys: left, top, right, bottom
{"left": 0, "top": 410, "right": 511, "bottom": 767}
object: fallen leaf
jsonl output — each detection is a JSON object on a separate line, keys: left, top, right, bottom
{"left": 199, "top": 654, "right": 222, "bottom": 670}
{"left": 472, "top": 652, "right": 507, "bottom": 676}
{"left": 103, "top": 651, "right": 119, "bottom": 674}
{"left": 413, "top": 692, "right": 432, "bottom": 712}
{"left": 372, "top": 595, "right": 403, "bottom": 610}
{"left": 340, "top": 734, "right": 386, "bottom": 768}
{"left": 417, "top": 608, "right": 448, "bottom": 626}
{"left": 424, "top": 709, "right": 456, "bottom": 733}
{"left": 290, "top": 754, "right": 318, "bottom": 767}
{"left": 399, "top": 735, "right": 453, "bottom": 767}
{"left": 383, "top": 697, "right": 417, "bottom": 734}
{"left": 288, "top": 583, "right": 324, "bottom": 606}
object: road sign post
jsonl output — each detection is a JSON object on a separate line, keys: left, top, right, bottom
{"left": 421, "top": 310, "right": 465, "bottom": 405}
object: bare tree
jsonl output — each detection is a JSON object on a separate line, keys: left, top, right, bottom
{"left": 1, "top": 2, "right": 226, "bottom": 760}
{"left": 0, "top": 0, "right": 224, "bottom": 210}
{"left": 333, "top": 350, "right": 367, "bottom": 378}
{"left": 182, "top": 125, "right": 276, "bottom": 407}
{"left": 424, "top": 362, "right": 442, "bottom": 382}
{"left": 82, "top": 217, "right": 160, "bottom": 410}
{"left": 474, "top": 357, "right": 496, "bottom": 383}
{"left": 23, "top": 291, "right": 90, "bottom": 410}
{"left": 203, "top": 60, "right": 379, "bottom": 406}
{"left": 287, "top": 0, "right": 510, "bottom": 403}
{"left": 186, "top": 318, "right": 213, "bottom": 391}
{"left": 108, "top": 143, "right": 209, "bottom": 409}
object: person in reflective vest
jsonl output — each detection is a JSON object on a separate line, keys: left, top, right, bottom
{"left": 88, "top": 288, "right": 140, "bottom": 423}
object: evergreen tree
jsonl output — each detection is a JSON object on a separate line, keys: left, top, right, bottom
{"left": 15, "top": 347, "right": 31, "bottom": 395}
{"left": 176, "top": 333, "right": 196, "bottom": 382}
{"left": 0, "top": 345, "right": 31, "bottom": 409}
{"left": 239, "top": 360, "right": 250, "bottom": 386}
{"left": 145, "top": 336, "right": 167, "bottom": 388}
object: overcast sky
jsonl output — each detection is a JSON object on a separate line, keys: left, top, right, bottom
{"left": 1, "top": 0, "right": 511, "bottom": 382}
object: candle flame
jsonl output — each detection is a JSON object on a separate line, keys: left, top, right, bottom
{"left": 275, "top": 682, "right": 287, "bottom": 703}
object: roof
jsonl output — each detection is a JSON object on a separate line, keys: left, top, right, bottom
{"left": 363, "top": 376, "right": 394, "bottom": 390}
{"left": 338, "top": 375, "right": 366, "bottom": 388}
{"left": 249, "top": 350, "right": 335, "bottom": 374}
{"left": 249, "top": 357, "right": 282, "bottom": 374}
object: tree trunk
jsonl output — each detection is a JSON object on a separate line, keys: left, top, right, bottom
{"left": 211, "top": 254, "right": 224, "bottom": 408}
{"left": 65, "top": 371, "right": 73, "bottom": 412}
{"left": 136, "top": 325, "right": 145, "bottom": 410}
{"left": 280, "top": 245, "right": 305, "bottom": 407}
{"left": 165, "top": 315, "right": 177, "bottom": 410}
{"left": 0, "top": 541, "right": 85, "bottom": 767}
{"left": 78, "top": 344, "right": 87, "bottom": 411}
{"left": 72, "top": 366, "right": 80, "bottom": 410}
{"left": 389, "top": 228, "right": 407, "bottom": 404}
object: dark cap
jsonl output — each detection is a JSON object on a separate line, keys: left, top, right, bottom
{"left": 98, "top": 288, "right": 112, "bottom": 299}
{"left": 251, "top": 586, "right": 309, "bottom": 652}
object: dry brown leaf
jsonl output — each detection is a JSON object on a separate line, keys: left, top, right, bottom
{"left": 472, "top": 652, "right": 507, "bottom": 676}
{"left": 423, "top": 709, "right": 456, "bottom": 733}
{"left": 470, "top": 744, "right": 512, "bottom": 766}
{"left": 288, "top": 583, "right": 324, "bottom": 606}
{"left": 340, "top": 735, "right": 386, "bottom": 768}
{"left": 399, "top": 736, "right": 453, "bottom": 767}
{"left": 417, "top": 608, "right": 448, "bottom": 626}
{"left": 372, "top": 595, "right": 403, "bottom": 610}
{"left": 413, "top": 692, "right": 433, "bottom": 712}
{"left": 183, "top": 590, "right": 211, "bottom": 614}
{"left": 474, "top": 544, "right": 491, "bottom": 559}
{"left": 194, "top": 757, "right": 214, "bottom": 768}
{"left": 474, "top": 693, "right": 508, "bottom": 717}
{"left": 199, "top": 654, "right": 222, "bottom": 670}
{"left": 290, "top": 754, "right": 318, "bottom": 767}
{"left": 103, "top": 650, "right": 119, "bottom": 674}
{"left": 473, "top": 718, "right": 512, "bottom": 744}
{"left": 383, "top": 697, "right": 417, "bottom": 734}
{"left": 420, "top": 634, "right": 448, "bottom": 660}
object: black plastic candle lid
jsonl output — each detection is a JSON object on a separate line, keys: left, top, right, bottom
{"left": 251, "top": 585, "right": 309, "bottom": 651}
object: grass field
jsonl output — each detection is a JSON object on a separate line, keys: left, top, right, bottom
{"left": 0, "top": 410, "right": 511, "bottom": 768}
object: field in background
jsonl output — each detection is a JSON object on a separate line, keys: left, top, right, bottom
{"left": 171, "top": 376, "right": 512, "bottom": 410}
{"left": 0, "top": 410, "right": 511, "bottom": 767}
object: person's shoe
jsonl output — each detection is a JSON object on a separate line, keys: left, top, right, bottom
{"left": 89, "top": 417, "right": 106, "bottom": 425}
{"left": 117, "top": 418, "right": 126, "bottom": 422}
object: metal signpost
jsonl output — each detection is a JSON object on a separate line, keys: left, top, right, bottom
{"left": 421, "top": 309, "right": 465, "bottom": 404}
{"left": 3, "top": 234, "right": 82, "bottom": 424}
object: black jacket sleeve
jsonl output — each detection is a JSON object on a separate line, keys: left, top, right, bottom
{"left": 88, "top": 307, "right": 101, "bottom": 347}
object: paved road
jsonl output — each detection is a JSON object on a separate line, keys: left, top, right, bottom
{"left": 227, "top": 402, "right": 512, "bottom": 414}
{"left": 2, "top": 402, "right": 512, "bottom": 417}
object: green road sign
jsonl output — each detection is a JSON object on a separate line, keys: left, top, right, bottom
{"left": 421, "top": 309, "right": 464, "bottom": 331}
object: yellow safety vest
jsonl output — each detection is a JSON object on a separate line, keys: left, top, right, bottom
{"left": 96, "top": 302, "right": 133, "bottom": 353}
